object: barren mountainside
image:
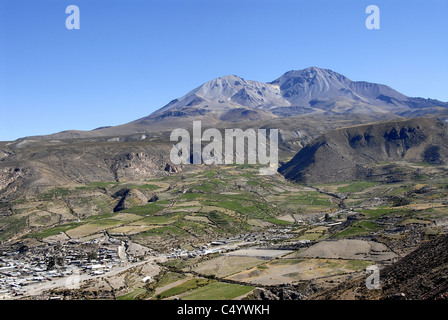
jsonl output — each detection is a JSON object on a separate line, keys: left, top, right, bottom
{"left": 279, "top": 118, "right": 448, "bottom": 184}
{"left": 0, "top": 140, "right": 177, "bottom": 201}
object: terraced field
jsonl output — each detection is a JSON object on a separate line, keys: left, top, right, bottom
{"left": 226, "top": 257, "right": 373, "bottom": 285}
{"left": 2, "top": 162, "right": 445, "bottom": 253}
{"left": 14, "top": 164, "right": 340, "bottom": 248}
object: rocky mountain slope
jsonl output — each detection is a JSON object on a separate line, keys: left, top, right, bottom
{"left": 279, "top": 118, "right": 448, "bottom": 184}
{"left": 21, "top": 67, "right": 448, "bottom": 141}
{"left": 145, "top": 66, "right": 448, "bottom": 121}
{"left": 0, "top": 139, "right": 180, "bottom": 201}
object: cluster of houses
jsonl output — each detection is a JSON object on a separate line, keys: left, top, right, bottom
{"left": 0, "top": 236, "right": 127, "bottom": 299}
{"left": 0, "top": 226, "right": 304, "bottom": 299}
{"left": 165, "top": 229, "right": 296, "bottom": 260}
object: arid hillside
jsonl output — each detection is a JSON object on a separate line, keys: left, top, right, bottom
{"left": 279, "top": 118, "right": 448, "bottom": 184}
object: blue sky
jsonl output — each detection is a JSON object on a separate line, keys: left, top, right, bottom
{"left": 0, "top": 0, "right": 447, "bottom": 141}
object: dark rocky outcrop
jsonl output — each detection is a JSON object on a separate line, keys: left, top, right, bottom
{"left": 112, "top": 188, "right": 148, "bottom": 212}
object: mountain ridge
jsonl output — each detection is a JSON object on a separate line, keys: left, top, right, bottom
{"left": 16, "top": 67, "right": 448, "bottom": 142}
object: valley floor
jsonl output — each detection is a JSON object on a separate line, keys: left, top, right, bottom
{"left": 1, "top": 161, "right": 448, "bottom": 300}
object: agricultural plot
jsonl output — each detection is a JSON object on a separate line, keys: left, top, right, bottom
{"left": 226, "top": 258, "right": 372, "bottom": 285}
{"left": 111, "top": 213, "right": 144, "bottom": 223}
{"left": 333, "top": 205, "right": 440, "bottom": 239}
{"left": 28, "top": 211, "right": 61, "bottom": 228}
{"left": 0, "top": 216, "right": 27, "bottom": 241}
{"left": 294, "top": 239, "right": 398, "bottom": 262}
{"left": 129, "top": 212, "right": 186, "bottom": 226}
{"left": 333, "top": 220, "right": 383, "bottom": 238}
{"left": 121, "top": 203, "right": 167, "bottom": 216}
{"left": 155, "top": 278, "right": 213, "bottom": 300}
{"left": 266, "top": 192, "right": 337, "bottom": 214}
{"left": 65, "top": 218, "right": 125, "bottom": 238}
{"left": 108, "top": 225, "right": 161, "bottom": 235}
{"left": 184, "top": 215, "right": 213, "bottom": 224}
{"left": 297, "top": 226, "right": 329, "bottom": 241}
{"left": 182, "top": 282, "right": 255, "bottom": 300}
{"left": 225, "top": 248, "right": 293, "bottom": 259}
{"left": 191, "top": 255, "right": 267, "bottom": 277}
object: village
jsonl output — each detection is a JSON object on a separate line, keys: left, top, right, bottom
{"left": 0, "top": 236, "right": 130, "bottom": 298}
{"left": 0, "top": 224, "right": 308, "bottom": 299}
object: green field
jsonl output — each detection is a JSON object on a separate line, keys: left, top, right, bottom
{"left": 334, "top": 220, "right": 382, "bottom": 238}
{"left": 155, "top": 278, "right": 212, "bottom": 299}
{"left": 336, "top": 181, "right": 377, "bottom": 193}
{"left": 28, "top": 222, "right": 81, "bottom": 239}
{"left": 132, "top": 212, "right": 185, "bottom": 225}
{"left": 182, "top": 282, "right": 254, "bottom": 300}
{"left": 0, "top": 216, "right": 27, "bottom": 241}
{"left": 266, "top": 218, "right": 293, "bottom": 226}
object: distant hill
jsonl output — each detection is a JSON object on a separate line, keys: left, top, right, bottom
{"left": 278, "top": 118, "right": 448, "bottom": 184}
